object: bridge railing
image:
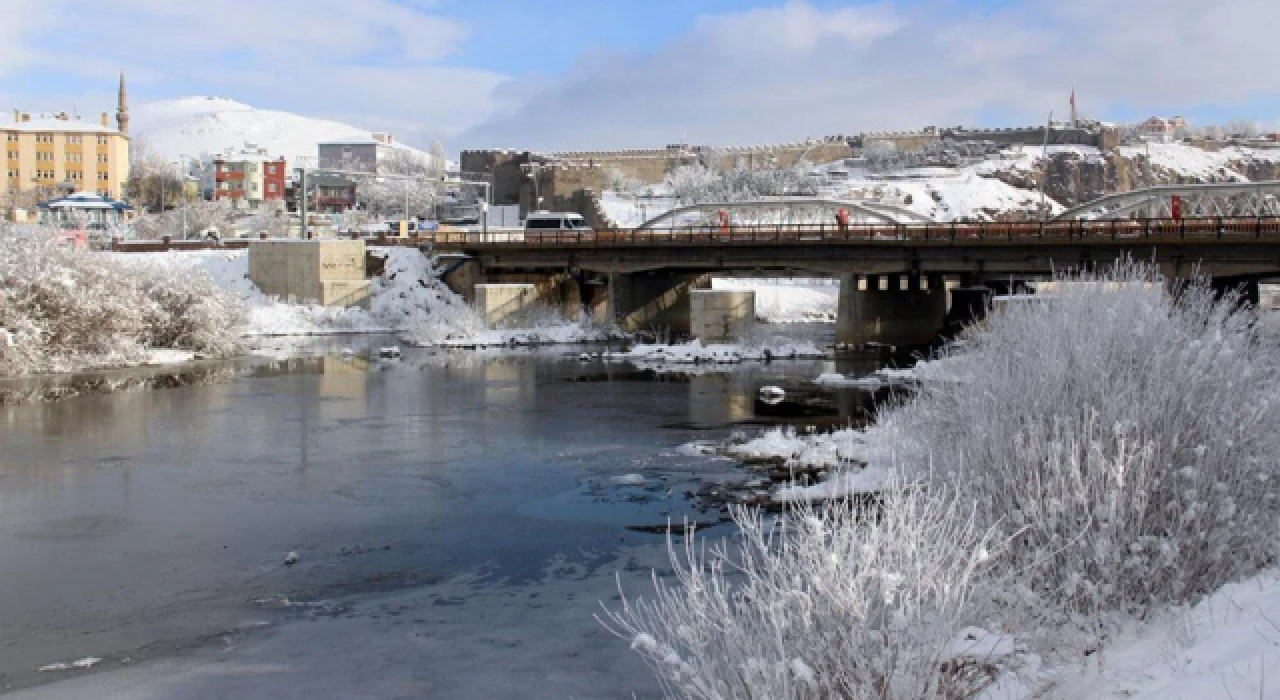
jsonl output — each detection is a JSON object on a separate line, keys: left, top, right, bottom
{"left": 409, "top": 217, "right": 1280, "bottom": 248}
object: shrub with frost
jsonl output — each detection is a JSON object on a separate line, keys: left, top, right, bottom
{"left": 611, "top": 260, "right": 1280, "bottom": 698}
{"left": 882, "top": 261, "right": 1280, "bottom": 615}
{"left": 0, "top": 225, "right": 245, "bottom": 375}
{"left": 603, "top": 482, "right": 1006, "bottom": 699}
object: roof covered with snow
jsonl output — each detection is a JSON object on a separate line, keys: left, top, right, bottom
{"left": 3, "top": 116, "right": 120, "bottom": 134}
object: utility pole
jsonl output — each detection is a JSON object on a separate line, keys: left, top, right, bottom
{"left": 299, "top": 168, "right": 308, "bottom": 239}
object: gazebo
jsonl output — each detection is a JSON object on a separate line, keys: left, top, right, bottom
{"left": 37, "top": 191, "right": 132, "bottom": 229}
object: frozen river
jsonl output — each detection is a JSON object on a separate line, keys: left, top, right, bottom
{"left": 0, "top": 336, "right": 885, "bottom": 699}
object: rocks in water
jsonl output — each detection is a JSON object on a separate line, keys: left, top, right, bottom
{"left": 378, "top": 347, "right": 402, "bottom": 359}
{"left": 284, "top": 551, "right": 299, "bottom": 566}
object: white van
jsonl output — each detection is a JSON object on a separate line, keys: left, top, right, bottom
{"left": 524, "top": 211, "right": 594, "bottom": 242}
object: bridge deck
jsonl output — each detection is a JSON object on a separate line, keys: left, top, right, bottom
{"left": 418, "top": 217, "right": 1280, "bottom": 251}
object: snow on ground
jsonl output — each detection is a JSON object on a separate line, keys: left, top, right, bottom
{"left": 142, "top": 348, "right": 198, "bottom": 365}
{"left": 710, "top": 277, "right": 838, "bottom": 323}
{"left": 110, "top": 249, "right": 391, "bottom": 336}
{"left": 983, "top": 567, "right": 1280, "bottom": 700}
{"left": 860, "top": 171, "right": 1062, "bottom": 222}
{"left": 1117, "top": 142, "right": 1251, "bottom": 181}
{"left": 599, "top": 142, "right": 1280, "bottom": 228}
{"left": 111, "top": 248, "right": 607, "bottom": 347}
{"left": 598, "top": 191, "right": 679, "bottom": 228}
{"left": 133, "top": 96, "right": 437, "bottom": 167}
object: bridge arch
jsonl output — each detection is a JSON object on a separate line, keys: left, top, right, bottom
{"left": 1055, "top": 181, "right": 1280, "bottom": 221}
{"left": 634, "top": 197, "right": 931, "bottom": 231}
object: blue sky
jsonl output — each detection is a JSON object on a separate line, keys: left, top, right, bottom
{"left": 2, "top": 0, "right": 1278, "bottom": 151}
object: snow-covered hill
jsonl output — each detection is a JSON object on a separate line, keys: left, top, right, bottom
{"left": 132, "top": 96, "right": 434, "bottom": 166}
{"left": 601, "top": 142, "right": 1280, "bottom": 225}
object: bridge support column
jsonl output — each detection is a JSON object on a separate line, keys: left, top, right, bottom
{"left": 608, "top": 271, "right": 710, "bottom": 336}
{"left": 690, "top": 290, "right": 756, "bottom": 343}
{"left": 837, "top": 273, "right": 947, "bottom": 347}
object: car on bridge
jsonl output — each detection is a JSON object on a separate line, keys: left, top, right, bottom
{"left": 524, "top": 212, "right": 594, "bottom": 242}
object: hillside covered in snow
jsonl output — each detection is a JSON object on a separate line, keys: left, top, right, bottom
{"left": 132, "top": 96, "right": 436, "bottom": 166}
{"left": 601, "top": 142, "right": 1280, "bottom": 225}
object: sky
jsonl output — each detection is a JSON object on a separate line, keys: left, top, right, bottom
{"left": 2, "top": 0, "right": 1280, "bottom": 153}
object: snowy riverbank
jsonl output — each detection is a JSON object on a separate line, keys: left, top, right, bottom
{"left": 110, "top": 247, "right": 609, "bottom": 346}
{"left": 621, "top": 263, "right": 1280, "bottom": 699}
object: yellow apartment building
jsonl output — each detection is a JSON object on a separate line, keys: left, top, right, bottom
{"left": 2, "top": 75, "right": 131, "bottom": 215}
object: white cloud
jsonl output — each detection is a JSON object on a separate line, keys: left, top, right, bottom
{"left": 7, "top": 0, "right": 1280, "bottom": 154}
{"left": 459, "top": 0, "right": 1280, "bottom": 150}
{"left": 5, "top": 0, "right": 510, "bottom": 149}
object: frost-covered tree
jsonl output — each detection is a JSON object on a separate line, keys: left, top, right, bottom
{"left": 126, "top": 138, "right": 187, "bottom": 213}
{"left": 1223, "top": 120, "right": 1261, "bottom": 139}
{"left": 244, "top": 200, "right": 290, "bottom": 237}
{"left": 132, "top": 200, "right": 236, "bottom": 240}
{"left": 335, "top": 148, "right": 444, "bottom": 219}
{"left": 665, "top": 163, "right": 821, "bottom": 205}
{"left": 0, "top": 225, "right": 245, "bottom": 375}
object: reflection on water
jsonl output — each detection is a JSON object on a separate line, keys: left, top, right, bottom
{"left": 0, "top": 335, "right": 898, "bottom": 691}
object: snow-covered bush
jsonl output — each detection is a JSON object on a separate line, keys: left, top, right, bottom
{"left": 0, "top": 225, "right": 245, "bottom": 375}
{"left": 883, "top": 261, "right": 1280, "bottom": 615}
{"left": 603, "top": 482, "right": 1006, "bottom": 699}
{"left": 613, "top": 260, "right": 1280, "bottom": 698}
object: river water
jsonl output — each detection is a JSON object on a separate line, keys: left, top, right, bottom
{"left": 0, "top": 335, "right": 889, "bottom": 699}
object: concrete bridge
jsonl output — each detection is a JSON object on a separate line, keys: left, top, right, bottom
{"left": 424, "top": 211, "right": 1280, "bottom": 347}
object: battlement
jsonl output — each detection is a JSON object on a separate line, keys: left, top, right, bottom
{"left": 860, "top": 127, "right": 940, "bottom": 139}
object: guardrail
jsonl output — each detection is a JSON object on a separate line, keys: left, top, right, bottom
{"left": 413, "top": 217, "right": 1280, "bottom": 248}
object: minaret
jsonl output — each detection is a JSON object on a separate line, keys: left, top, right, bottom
{"left": 116, "top": 72, "right": 130, "bottom": 135}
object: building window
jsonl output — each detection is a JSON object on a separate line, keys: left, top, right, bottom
{"left": 250, "top": 182, "right": 259, "bottom": 192}
{"left": 267, "top": 182, "right": 277, "bottom": 193}
{"left": 266, "top": 164, "right": 276, "bottom": 174}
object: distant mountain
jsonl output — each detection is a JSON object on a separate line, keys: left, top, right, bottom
{"left": 131, "top": 96, "right": 434, "bottom": 167}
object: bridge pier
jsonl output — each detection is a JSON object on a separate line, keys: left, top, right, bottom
{"left": 690, "top": 290, "right": 757, "bottom": 343}
{"left": 836, "top": 273, "right": 947, "bottom": 347}
{"left": 608, "top": 271, "right": 710, "bottom": 335}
